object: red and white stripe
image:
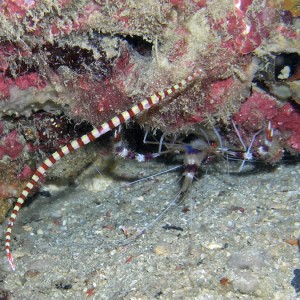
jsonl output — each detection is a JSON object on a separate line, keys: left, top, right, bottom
{"left": 5, "top": 68, "right": 203, "bottom": 271}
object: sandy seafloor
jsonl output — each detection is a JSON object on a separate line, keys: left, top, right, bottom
{"left": 1, "top": 153, "right": 300, "bottom": 299}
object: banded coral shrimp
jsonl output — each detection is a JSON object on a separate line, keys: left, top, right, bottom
{"left": 78, "top": 120, "right": 279, "bottom": 254}
{"left": 2, "top": 76, "right": 300, "bottom": 298}
{"left": 80, "top": 121, "right": 300, "bottom": 298}
{"left": 116, "top": 121, "right": 280, "bottom": 214}
{"left": 3, "top": 68, "right": 204, "bottom": 270}
{"left": 108, "top": 125, "right": 220, "bottom": 243}
{"left": 3, "top": 125, "right": 300, "bottom": 298}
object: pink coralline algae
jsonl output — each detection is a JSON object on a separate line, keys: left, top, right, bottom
{"left": 0, "top": 130, "right": 24, "bottom": 160}
{"left": 0, "top": 0, "right": 35, "bottom": 18}
{"left": 234, "top": 88, "right": 300, "bottom": 153}
{"left": 0, "top": 112, "right": 91, "bottom": 183}
{"left": 0, "top": 73, "right": 46, "bottom": 98}
{"left": 69, "top": 53, "right": 131, "bottom": 125}
{"left": 14, "top": 73, "right": 45, "bottom": 90}
{"left": 16, "top": 164, "right": 34, "bottom": 180}
{"left": 212, "top": 0, "right": 271, "bottom": 55}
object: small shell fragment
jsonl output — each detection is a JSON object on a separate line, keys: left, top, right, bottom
{"left": 202, "top": 242, "right": 223, "bottom": 250}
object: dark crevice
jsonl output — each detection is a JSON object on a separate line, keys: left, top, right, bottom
{"left": 2, "top": 40, "right": 113, "bottom": 78}
{"left": 120, "top": 35, "right": 153, "bottom": 57}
